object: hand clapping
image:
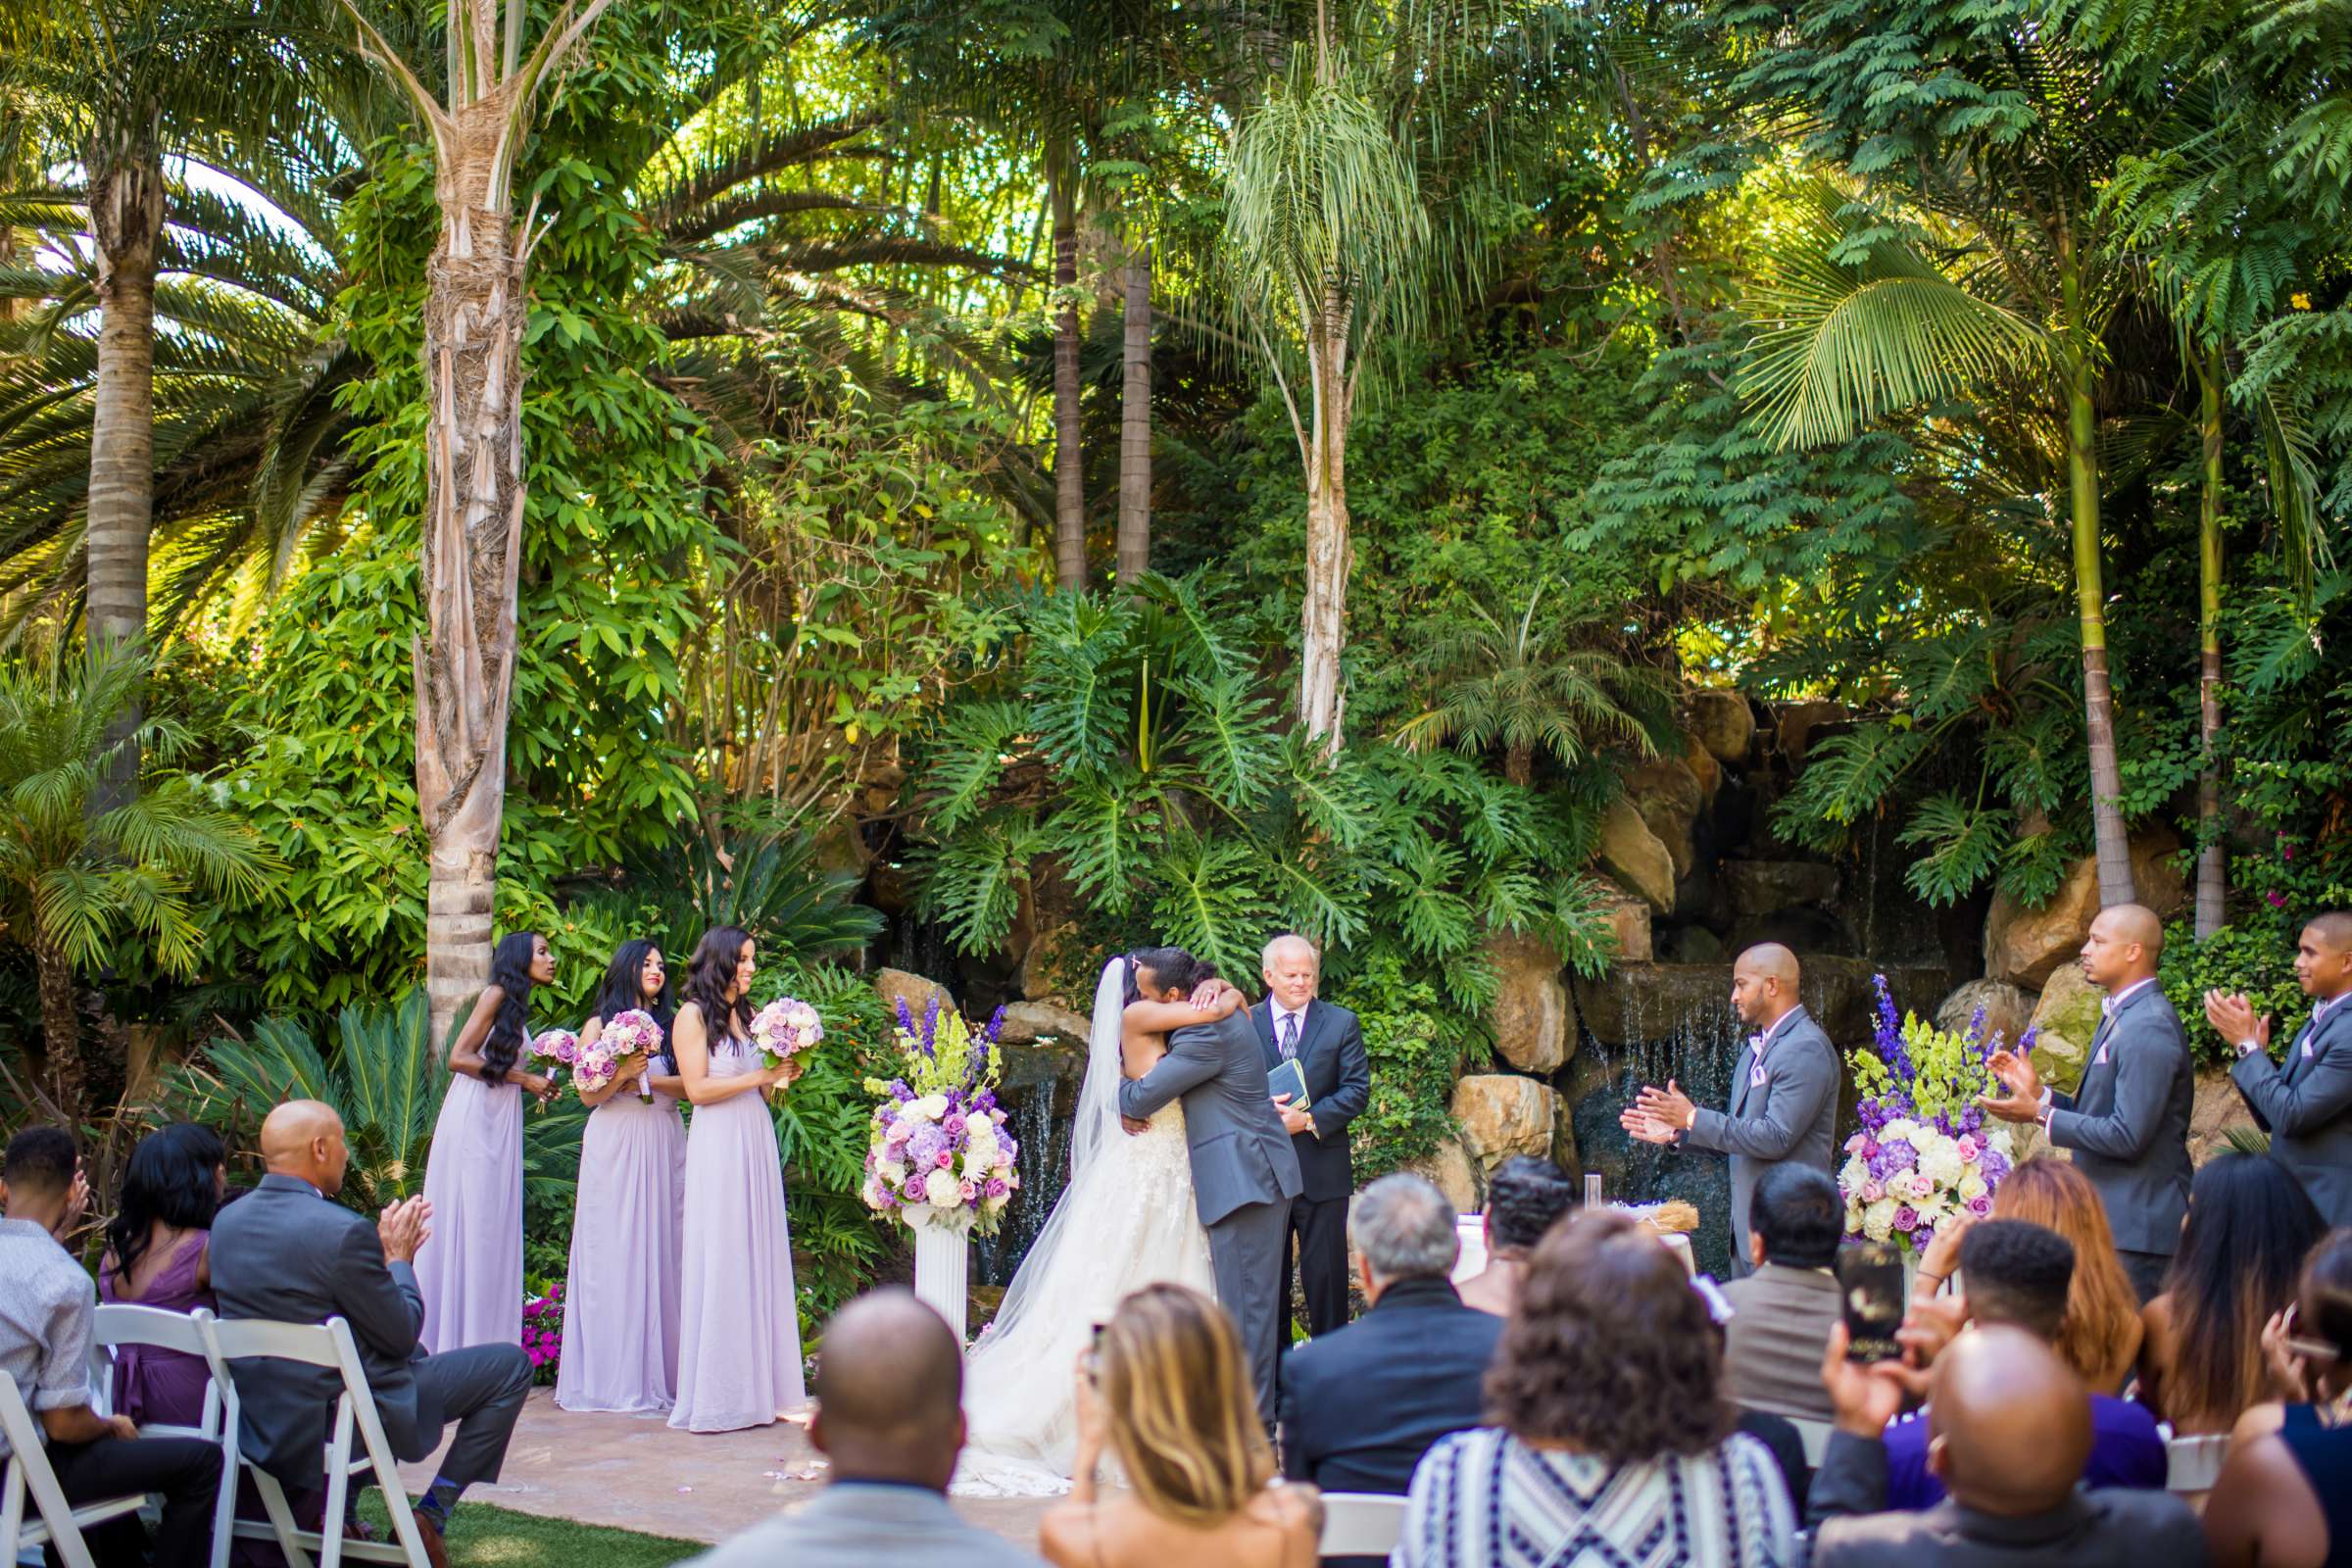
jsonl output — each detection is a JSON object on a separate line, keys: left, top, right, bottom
{"left": 1619, "top": 1080, "right": 1692, "bottom": 1146}
{"left": 2203, "top": 990, "right": 2268, "bottom": 1054}
{"left": 377, "top": 1196, "right": 433, "bottom": 1264}
{"left": 1976, "top": 1048, "right": 2043, "bottom": 1123}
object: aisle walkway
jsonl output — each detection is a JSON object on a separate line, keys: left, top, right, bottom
{"left": 402, "top": 1389, "right": 1054, "bottom": 1553}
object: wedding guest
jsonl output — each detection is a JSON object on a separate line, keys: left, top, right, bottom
{"left": 99, "top": 1122, "right": 227, "bottom": 1426}
{"left": 1455, "top": 1155, "right": 1575, "bottom": 1318}
{"left": 1249, "top": 933, "right": 1370, "bottom": 1339}
{"left": 1983, "top": 1156, "right": 2145, "bottom": 1393}
{"left": 1880, "top": 1220, "right": 2166, "bottom": 1506}
{"left": 1622, "top": 943, "right": 1839, "bottom": 1276}
{"left": 416, "top": 930, "right": 559, "bottom": 1354}
{"left": 1810, "top": 1324, "right": 2208, "bottom": 1566}
{"left": 212, "top": 1101, "right": 532, "bottom": 1566}
{"left": 1722, "top": 1162, "right": 1843, "bottom": 1421}
{"left": 1040, "top": 1284, "right": 1321, "bottom": 1568}
{"left": 2136, "top": 1153, "right": 2324, "bottom": 1436}
{"left": 1394, "top": 1210, "right": 1797, "bottom": 1567}
{"left": 1982, "top": 905, "right": 2194, "bottom": 1300}
{"left": 2206, "top": 910, "right": 2352, "bottom": 1227}
{"left": 1278, "top": 1174, "right": 1503, "bottom": 1521}
{"left": 0, "top": 1127, "right": 222, "bottom": 1568}
{"left": 669, "top": 926, "right": 808, "bottom": 1433}
{"left": 556, "top": 937, "right": 688, "bottom": 1414}
{"left": 2203, "top": 1229, "right": 2352, "bottom": 1568}
{"left": 689, "top": 1290, "right": 1045, "bottom": 1568}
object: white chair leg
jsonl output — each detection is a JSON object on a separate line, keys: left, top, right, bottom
{"left": 319, "top": 1400, "right": 354, "bottom": 1568}
{"left": 362, "top": 1431, "right": 432, "bottom": 1568}
{"left": 209, "top": 1436, "right": 237, "bottom": 1568}
{"left": 250, "top": 1466, "right": 317, "bottom": 1568}
{"left": 2, "top": 1464, "right": 25, "bottom": 1567}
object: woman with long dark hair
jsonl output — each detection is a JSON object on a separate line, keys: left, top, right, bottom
{"left": 99, "top": 1123, "right": 227, "bottom": 1426}
{"left": 416, "top": 929, "right": 559, "bottom": 1354}
{"left": 557, "top": 938, "right": 689, "bottom": 1413}
{"left": 2138, "top": 1152, "right": 2327, "bottom": 1434}
{"left": 668, "top": 926, "right": 809, "bottom": 1432}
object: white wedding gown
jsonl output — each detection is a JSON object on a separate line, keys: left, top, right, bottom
{"left": 951, "top": 958, "right": 1217, "bottom": 1496}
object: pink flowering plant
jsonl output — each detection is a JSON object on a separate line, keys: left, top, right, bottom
{"left": 602, "top": 1008, "right": 663, "bottom": 1102}
{"left": 521, "top": 1282, "right": 564, "bottom": 1385}
{"left": 1838, "top": 976, "right": 2024, "bottom": 1253}
{"left": 858, "top": 997, "right": 1018, "bottom": 1236}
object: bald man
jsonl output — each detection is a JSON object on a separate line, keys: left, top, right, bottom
{"left": 1983, "top": 905, "right": 2194, "bottom": 1300}
{"left": 212, "top": 1102, "right": 532, "bottom": 1568}
{"left": 690, "top": 1290, "right": 1044, "bottom": 1567}
{"left": 1809, "top": 1326, "right": 2206, "bottom": 1566}
{"left": 2205, "top": 910, "right": 2352, "bottom": 1226}
{"left": 1623, "top": 944, "right": 1840, "bottom": 1276}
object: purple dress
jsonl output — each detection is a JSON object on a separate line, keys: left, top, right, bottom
{"left": 556, "top": 1080, "right": 687, "bottom": 1413}
{"left": 99, "top": 1233, "right": 215, "bottom": 1426}
{"left": 669, "top": 1030, "right": 805, "bottom": 1432}
{"left": 416, "top": 1069, "right": 524, "bottom": 1354}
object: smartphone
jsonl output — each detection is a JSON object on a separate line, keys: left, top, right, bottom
{"left": 1084, "top": 1321, "right": 1105, "bottom": 1382}
{"left": 1836, "top": 1242, "right": 1906, "bottom": 1363}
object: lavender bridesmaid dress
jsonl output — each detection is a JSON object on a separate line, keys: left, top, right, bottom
{"left": 416, "top": 1070, "right": 524, "bottom": 1354}
{"left": 556, "top": 1084, "right": 687, "bottom": 1412}
{"left": 669, "top": 1037, "right": 805, "bottom": 1432}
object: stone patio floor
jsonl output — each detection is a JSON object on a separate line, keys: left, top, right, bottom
{"left": 400, "top": 1389, "right": 1053, "bottom": 1554}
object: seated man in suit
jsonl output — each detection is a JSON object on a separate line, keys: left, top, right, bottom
{"left": 209, "top": 1101, "right": 531, "bottom": 1568}
{"left": 694, "top": 1290, "right": 1044, "bottom": 1567}
{"left": 1809, "top": 1324, "right": 2206, "bottom": 1566}
{"left": 1279, "top": 1174, "right": 1504, "bottom": 1507}
{"left": 1722, "top": 1162, "right": 1844, "bottom": 1421}
{"left": 1456, "top": 1155, "right": 1576, "bottom": 1318}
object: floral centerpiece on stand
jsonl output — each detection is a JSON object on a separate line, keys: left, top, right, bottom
{"left": 1838, "top": 975, "right": 2026, "bottom": 1253}
{"left": 858, "top": 997, "right": 1019, "bottom": 1238}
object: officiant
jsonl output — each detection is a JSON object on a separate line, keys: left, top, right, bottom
{"left": 1251, "top": 933, "right": 1372, "bottom": 1340}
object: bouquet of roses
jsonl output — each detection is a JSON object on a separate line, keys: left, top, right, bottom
{"left": 751, "top": 996, "right": 822, "bottom": 1073}
{"left": 858, "top": 997, "right": 1019, "bottom": 1237}
{"left": 527, "top": 1027, "right": 581, "bottom": 1092}
{"left": 1838, "top": 976, "right": 2023, "bottom": 1253}
{"left": 602, "top": 1008, "right": 663, "bottom": 1102}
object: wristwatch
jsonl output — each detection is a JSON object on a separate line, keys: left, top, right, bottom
{"left": 2235, "top": 1037, "right": 2262, "bottom": 1059}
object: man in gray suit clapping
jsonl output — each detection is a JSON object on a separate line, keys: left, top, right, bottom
{"left": 1620, "top": 943, "right": 1841, "bottom": 1276}
{"left": 2205, "top": 910, "right": 2352, "bottom": 1227}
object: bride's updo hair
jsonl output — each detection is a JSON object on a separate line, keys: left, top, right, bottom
{"left": 1125, "top": 947, "right": 1209, "bottom": 1003}
{"left": 1094, "top": 1283, "right": 1272, "bottom": 1526}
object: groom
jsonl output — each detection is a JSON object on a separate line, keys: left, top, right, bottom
{"left": 1118, "top": 953, "right": 1303, "bottom": 1421}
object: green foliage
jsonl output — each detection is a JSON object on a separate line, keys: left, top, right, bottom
{"left": 1332, "top": 949, "right": 1480, "bottom": 1184}
{"left": 2159, "top": 919, "right": 2312, "bottom": 1070}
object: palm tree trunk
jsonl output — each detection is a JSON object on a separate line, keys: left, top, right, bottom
{"left": 1116, "top": 239, "right": 1152, "bottom": 582}
{"left": 34, "top": 941, "right": 84, "bottom": 1127}
{"left": 1299, "top": 287, "right": 1352, "bottom": 747}
{"left": 1050, "top": 143, "right": 1085, "bottom": 590}
{"left": 416, "top": 108, "right": 528, "bottom": 1054}
{"left": 2061, "top": 239, "right": 2133, "bottom": 907}
{"left": 2195, "top": 349, "right": 2226, "bottom": 938}
{"left": 85, "top": 142, "right": 165, "bottom": 813}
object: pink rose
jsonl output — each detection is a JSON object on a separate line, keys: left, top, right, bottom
{"left": 1893, "top": 1204, "right": 1920, "bottom": 1232}
{"left": 1966, "top": 1195, "right": 1993, "bottom": 1217}
{"left": 934, "top": 1149, "right": 955, "bottom": 1170}
{"left": 1861, "top": 1179, "right": 1886, "bottom": 1203}
{"left": 1955, "top": 1135, "right": 1981, "bottom": 1162}
{"left": 1844, "top": 1132, "right": 1871, "bottom": 1155}
{"left": 959, "top": 1179, "right": 979, "bottom": 1203}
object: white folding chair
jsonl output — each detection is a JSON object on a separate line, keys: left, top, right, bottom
{"left": 0, "top": 1372, "right": 155, "bottom": 1568}
{"left": 197, "top": 1315, "right": 430, "bottom": 1568}
{"left": 1318, "top": 1492, "right": 1409, "bottom": 1559}
{"left": 1787, "top": 1416, "right": 1834, "bottom": 1467}
{"left": 92, "top": 1302, "right": 239, "bottom": 1568}
{"left": 2165, "top": 1431, "right": 2230, "bottom": 1494}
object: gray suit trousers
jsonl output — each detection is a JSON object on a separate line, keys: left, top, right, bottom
{"left": 1207, "top": 1198, "right": 1292, "bottom": 1423}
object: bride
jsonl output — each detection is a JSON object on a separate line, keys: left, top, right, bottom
{"left": 953, "top": 946, "right": 1243, "bottom": 1495}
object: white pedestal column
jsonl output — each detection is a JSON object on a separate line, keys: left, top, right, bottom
{"left": 911, "top": 1213, "right": 971, "bottom": 1344}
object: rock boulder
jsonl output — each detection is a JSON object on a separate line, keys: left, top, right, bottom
{"left": 2188, "top": 1069, "right": 2262, "bottom": 1163}
{"left": 1595, "top": 798, "right": 1677, "bottom": 915}
{"left": 1984, "top": 827, "right": 2190, "bottom": 988}
{"left": 1487, "top": 932, "right": 1574, "bottom": 1074}
{"left": 1721, "top": 859, "right": 1840, "bottom": 918}
{"left": 1776, "top": 701, "right": 1849, "bottom": 769}
{"left": 995, "top": 1000, "right": 1094, "bottom": 1046}
{"left": 1690, "top": 690, "right": 1756, "bottom": 765}
{"left": 1596, "top": 882, "right": 1653, "bottom": 963}
{"left": 1406, "top": 1138, "right": 1481, "bottom": 1212}
{"left": 874, "top": 967, "right": 955, "bottom": 1020}
{"left": 1625, "top": 754, "right": 1708, "bottom": 879}
{"left": 1935, "top": 978, "right": 2034, "bottom": 1051}
{"left": 2027, "top": 963, "right": 2102, "bottom": 1096}
{"left": 1451, "top": 1074, "right": 1559, "bottom": 1174}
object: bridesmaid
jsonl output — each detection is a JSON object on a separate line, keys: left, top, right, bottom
{"left": 416, "top": 929, "right": 558, "bottom": 1354}
{"left": 668, "top": 925, "right": 808, "bottom": 1433}
{"left": 99, "top": 1123, "right": 227, "bottom": 1427}
{"left": 556, "top": 938, "right": 688, "bottom": 1413}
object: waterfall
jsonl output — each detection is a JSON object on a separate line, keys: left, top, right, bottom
{"left": 972, "top": 1075, "right": 1074, "bottom": 1286}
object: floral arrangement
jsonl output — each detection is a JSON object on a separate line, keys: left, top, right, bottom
{"left": 1838, "top": 976, "right": 2026, "bottom": 1252}
{"left": 601, "top": 1008, "right": 664, "bottom": 1102}
{"left": 527, "top": 1028, "right": 581, "bottom": 1091}
{"left": 521, "top": 1282, "right": 564, "bottom": 1385}
{"left": 858, "top": 997, "right": 1019, "bottom": 1236}
{"left": 752, "top": 996, "right": 823, "bottom": 1071}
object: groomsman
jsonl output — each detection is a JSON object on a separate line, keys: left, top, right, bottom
{"left": 1982, "top": 904, "right": 2194, "bottom": 1301}
{"left": 1621, "top": 943, "right": 1840, "bottom": 1277}
{"left": 1251, "top": 934, "right": 1370, "bottom": 1340}
{"left": 2205, "top": 910, "right": 2352, "bottom": 1227}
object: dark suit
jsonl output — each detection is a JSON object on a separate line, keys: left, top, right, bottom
{"left": 1251, "top": 997, "right": 1371, "bottom": 1337}
{"left": 1806, "top": 1430, "right": 2209, "bottom": 1567}
{"left": 2045, "top": 983, "right": 2194, "bottom": 1297}
{"left": 1682, "top": 1004, "right": 1840, "bottom": 1277}
{"left": 2231, "top": 994, "right": 2352, "bottom": 1227}
{"left": 1721, "top": 1261, "right": 1841, "bottom": 1421}
{"left": 210, "top": 1173, "right": 531, "bottom": 1495}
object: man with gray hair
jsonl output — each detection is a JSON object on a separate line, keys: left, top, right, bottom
{"left": 1250, "top": 932, "right": 1371, "bottom": 1338}
{"left": 1277, "top": 1173, "right": 1504, "bottom": 1546}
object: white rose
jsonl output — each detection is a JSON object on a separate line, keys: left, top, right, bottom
{"left": 923, "top": 1168, "right": 963, "bottom": 1207}
{"left": 1957, "top": 1169, "right": 1988, "bottom": 1201}
{"left": 1862, "top": 1198, "right": 1898, "bottom": 1242}
{"left": 911, "top": 1095, "right": 950, "bottom": 1120}
{"left": 1839, "top": 1155, "right": 1869, "bottom": 1193}
{"left": 1987, "top": 1126, "right": 2017, "bottom": 1157}
{"left": 1915, "top": 1139, "right": 1965, "bottom": 1188}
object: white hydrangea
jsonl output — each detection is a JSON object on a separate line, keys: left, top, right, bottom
{"left": 965, "top": 1126, "right": 999, "bottom": 1167}
{"left": 923, "top": 1167, "right": 963, "bottom": 1208}
{"left": 1916, "top": 1137, "right": 1965, "bottom": 1188}
{"left": 1839, "top": 1154, "right": 1869, "bottom": 1192}
{"left": 1861, "top": 1198, "right": 1898, "bottom": 1242}
{"left": 1880, "top": 1119, "right": 1922, "bottom": 1147}
{"left": 877, "top": 1158, "right": 906, "bottom": 1186}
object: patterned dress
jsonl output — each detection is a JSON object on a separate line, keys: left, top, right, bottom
{"left": 1395, "top": 1426, "right": 1798, "bottom": 1568}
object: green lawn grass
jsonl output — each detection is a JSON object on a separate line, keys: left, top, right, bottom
{"left": 357, "top": 1495, "right": 704, "bottom": 1566}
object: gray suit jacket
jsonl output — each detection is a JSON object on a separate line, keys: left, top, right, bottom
{"left": 2047, "top": 985, "right": 2194, "bottom": 1255}
{"left": 1807, "top": 1430, "right": 2208, "bottom": 1568}
{"left": 688, "top": 1481, "right": 1046, "bottom": 1568}
{"left": 1685, "top": 1005, "right": 1840, "bottom": 1271}
{"left": 2232, "top": 997, "right": 2352, "bottom": 1227}
{"left": 209, "top": 1173, "right": 437, "bottom": 1490}
{"left": 1120, "top": 1009, "right": 1303, "bottom": 1227}
{"left": 1721, "top": 1261, "right": 1841, "bottom": 1421}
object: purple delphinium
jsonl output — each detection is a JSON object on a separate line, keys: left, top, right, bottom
{"left": 921, "top": 995, "right": 941, "bottom": 1056}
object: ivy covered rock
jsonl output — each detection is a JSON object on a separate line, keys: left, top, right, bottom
{"left": 2027, "top": 963, "right": 2102, "bottom": 1097}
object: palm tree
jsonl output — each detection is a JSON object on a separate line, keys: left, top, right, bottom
{"left": 1395, "top": 580, "right": 1663, "bottom": 786}
{"left": 0, "top": 649, "right": 275, "bottom": 1122}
